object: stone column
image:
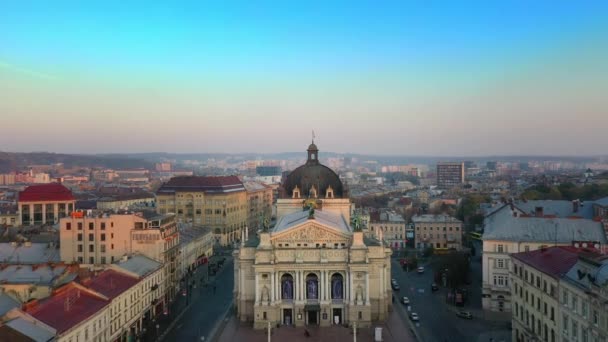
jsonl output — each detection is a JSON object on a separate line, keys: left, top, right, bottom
{"left": 41, "top": 203, "right": 46, "bottom": 225}
{"left": 271, "top": 271, "right": 275, "bottom": 303}
{"left": 365, "top": 272, "right": 370, "bottom": 305}
{"left": 349, "top": 271, "right": 353, "bottom": 304}
{"left": 319, "top": 270, "right": 327, "bottom": 300}
{"left": 29, "top": 205, "right": 34, "bottom": 225}
{"left": 255, "top": 273, "right": 259, "bottom": 305}
{"left": 325, "top": 271, "right": 330, "bottom": 301}
{"left": 295, "top": 271, "right": 300, "bottom": 301}
{"left": 54, "top": 203, "right": 59, "bottom": 223}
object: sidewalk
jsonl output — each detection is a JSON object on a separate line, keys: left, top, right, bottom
{"left": 217, "top": 310, "right": 415, "bottom": 342}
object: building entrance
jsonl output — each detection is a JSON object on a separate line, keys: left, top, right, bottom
{"left": 332, "top": 308, "right": 342, "bottom": 324}
{"left": 307, "top": 310, "right": 318, "bottom": 325}
{"left": 283, "top": 309, "right": 292, "bottom": 325}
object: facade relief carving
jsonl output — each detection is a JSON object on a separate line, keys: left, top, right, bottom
{"left": 273, "top": 224, "right": 349, "bottom": 244}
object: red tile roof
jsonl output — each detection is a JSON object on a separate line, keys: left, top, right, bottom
{"left": 18, "top": 183, "right": 75, "bottom": 202}
{"left": 157, "top": 175, "right": 245, "bottom": 194}
{"left": 25, "top": 283, "right": 108, "bottom": 334}
{"left": 511, "top": 246, "right": 585, "bottom": 279}
{"left": 80, "top": 269, "right": 139, "bottom": 299}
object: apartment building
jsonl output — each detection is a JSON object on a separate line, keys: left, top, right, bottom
{"left": 412, "top": 214, "right": 463, "bottom": 251}
{"left": 369, "top": 211, "right": 407, "bottom": 249}
{"left": 243, "top": 181, "right": 273, "bottom": 234}
{"left": 482, "top": 203, "right": 607, "bottom": 312}
{"left": 59, "top": 211, "right": 180, "bottom": 301}
{"left": 510, "top": 246, "right": 608, "bottom": 342}
{"left": 560, "top": 252, "right": 608, "bottom": 342}
{"left": 436, "top": 162, "right": 465, "bottom": 189}
{"left": 22, "top": 282, "right": 111, "bottom": 342}
{"left": 156, "top": 176, "right": 248, "bottom": 246}
{"left": 18, "top": 183, "right": 76, "bottom": 225}
{"left": 510, "top": 246, "right": 579, "bottom": 342}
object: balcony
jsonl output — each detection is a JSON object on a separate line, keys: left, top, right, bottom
{"left": 151, "top": 284, "right": 159, "bottom": 291}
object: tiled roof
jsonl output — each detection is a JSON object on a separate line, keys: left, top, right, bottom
{"left": 26, "top": 283, "right": 109, "bottom": 334}
{"left": 80, "top": 269, "right": 139, "bottom": 300}
{"left": 511, "top": 246, "right": 582, "bottom": 278}
{"left": 157, "top": 176, "right": 245, "bottom": 194}
{"left": 18, "top": 183, "right": 75, "bottom": 202}
{"left": 4, "top": 317, "right": 56, "bottom": 342}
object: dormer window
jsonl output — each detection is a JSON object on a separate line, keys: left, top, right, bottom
{"left": 310, "top": 186, "right": 317, "bottom": 198}
{"left": 292, "top": 186, "right": 301, "bottom": 199}
{"left": 326, "top": 186, "right": 334, "bottom": 199}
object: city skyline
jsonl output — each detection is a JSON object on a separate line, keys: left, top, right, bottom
{"left": 1, "top": 2, "right": 607, "bottom": 155}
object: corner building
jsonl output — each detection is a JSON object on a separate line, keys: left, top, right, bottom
{"left": 234, "top": 143, "right": 392, "bottom": 329}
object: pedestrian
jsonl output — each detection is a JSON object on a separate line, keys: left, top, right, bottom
{"left": 213, "top": 285, "right": 216, "bottom": 294}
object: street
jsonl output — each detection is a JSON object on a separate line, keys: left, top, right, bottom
{"left": 390, "top": 249, "right": 510, "bottom": 342}
{"left": 161, "top": 255, "right": 235, "bottom": 342}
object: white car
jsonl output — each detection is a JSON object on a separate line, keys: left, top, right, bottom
{"left": 401, "top": 297, "right": 410, "bottom": 305}
{"left": 417, "top": 266, "right": 425, "bottom": 274}
{"left": 409, "top": 312, "right": 419, "bottom": 321}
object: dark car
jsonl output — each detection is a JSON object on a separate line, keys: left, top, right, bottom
{"left": 431, "top": 283, "right": 439, "bottom": 292}
{"left": 456, "top": 311, "right": 473, "bottom": 319}
{"left": 391, "top": 283, "right": 400, "bottom": 291}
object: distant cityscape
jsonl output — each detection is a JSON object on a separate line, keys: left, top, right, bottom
{"left": 0, "top": 143, "right": 607, "bottom": 342}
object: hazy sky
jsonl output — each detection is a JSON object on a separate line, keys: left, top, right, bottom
{"left": 1, "top": 1, "right": 607, "bottom": 156}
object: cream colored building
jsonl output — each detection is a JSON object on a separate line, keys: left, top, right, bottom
{"left": 156, "top": 175, "right": 248, "bottom": 246}
{"left": 235, "top": 211, "right": 392, "bottom": 329}
{"left": 369, "top": 211, "right": 407, "bottom": 249}
{"left": 559, "top": 252, "right": 608, "bottom": 342}
{"left": 235, "top": 142, "right": 392, "bottom": 330}
{"left": 482, "top": 204, "right": 607, "bottom": 312}
{"left": 59, "top": 211, "right": 180, "bottom": 302}
{"left": 179, "top": 225, "right": 214, "bottom": 278}
{"left": 412, "top": 214, "right": 463, "bottom": 250}
{"left": 244, "top": 181, "right": 273, "bottom": 234}
{"left": 510, "top": 246, "right": 569, "bottom": 342}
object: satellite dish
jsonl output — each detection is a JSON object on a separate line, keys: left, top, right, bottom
{"left": 594, "top": 244, "right": 600, "bottom": 249}
{"left": 574, "top": 243, "right": 580, "bottom": 248}
{"left": 583, "top": 243, "right": 588, "bottom": 248}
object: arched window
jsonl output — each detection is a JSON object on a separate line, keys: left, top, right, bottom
{"left": 306, "top": 273, "right": 318, "bottom": 300}
{"left": 281, "top": 274, "right": 294, "bottom": 300}
{"left": 331, "top": 273, "right": 344, "bottom": 300}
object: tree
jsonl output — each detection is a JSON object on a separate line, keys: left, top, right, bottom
{"left": 430, "top": 252, "right": 470, "bottom": 289}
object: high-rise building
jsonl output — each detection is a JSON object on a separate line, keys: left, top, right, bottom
{"left": 436, "top": 162, "right": 465, "bottom": 188}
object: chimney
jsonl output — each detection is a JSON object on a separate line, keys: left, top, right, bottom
{"left": 572, "top": 200, "right": 580, "bottom": 213}
{"left": 535, "top": 207, "right": 544, "bottom": 217}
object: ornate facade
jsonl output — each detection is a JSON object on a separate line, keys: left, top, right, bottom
{"left": 234, "top": 143, "right": 392, "bottom": 329}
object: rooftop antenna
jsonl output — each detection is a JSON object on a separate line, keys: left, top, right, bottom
{"left": 312, "top": 129, "right": 315, "bottom": 144}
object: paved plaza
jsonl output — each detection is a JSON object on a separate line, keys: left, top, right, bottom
{"left": 217, "top": 309, "right": 415, "bottom": 342}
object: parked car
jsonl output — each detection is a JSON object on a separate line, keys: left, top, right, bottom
{"left": 409, "top": 312, "right": 419, "bottom": 322}
{"left": 401, "top": 297, "right": 410, "bottom": 305}
{"left": 391, "top": 283, "right": 400, "bottom": 291}
{"left": 417, "top": 266, "right": 424, "bottom": 274}
{"left": 431, "top": 283, "right": 439, "bottom": 292}
{"left": 456, "top": 311, "right": 473, "bottom": 319}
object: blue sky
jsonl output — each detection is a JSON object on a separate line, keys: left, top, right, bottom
{"left": 1, "top": 1, "right": 607, "bottom": 155}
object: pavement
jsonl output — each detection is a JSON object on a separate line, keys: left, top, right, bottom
{"left": 390, "top": 248, "right": 511, "bottom": 342}
{"left": 217, "top": 309, "right": 415, "bottom": 342}
{"left": 156, "top": 253, "right": 235, "bottom": 342}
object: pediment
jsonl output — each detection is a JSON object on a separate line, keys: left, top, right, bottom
{"left": 271, "top": 222, "right": 351, "bottom": 244}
